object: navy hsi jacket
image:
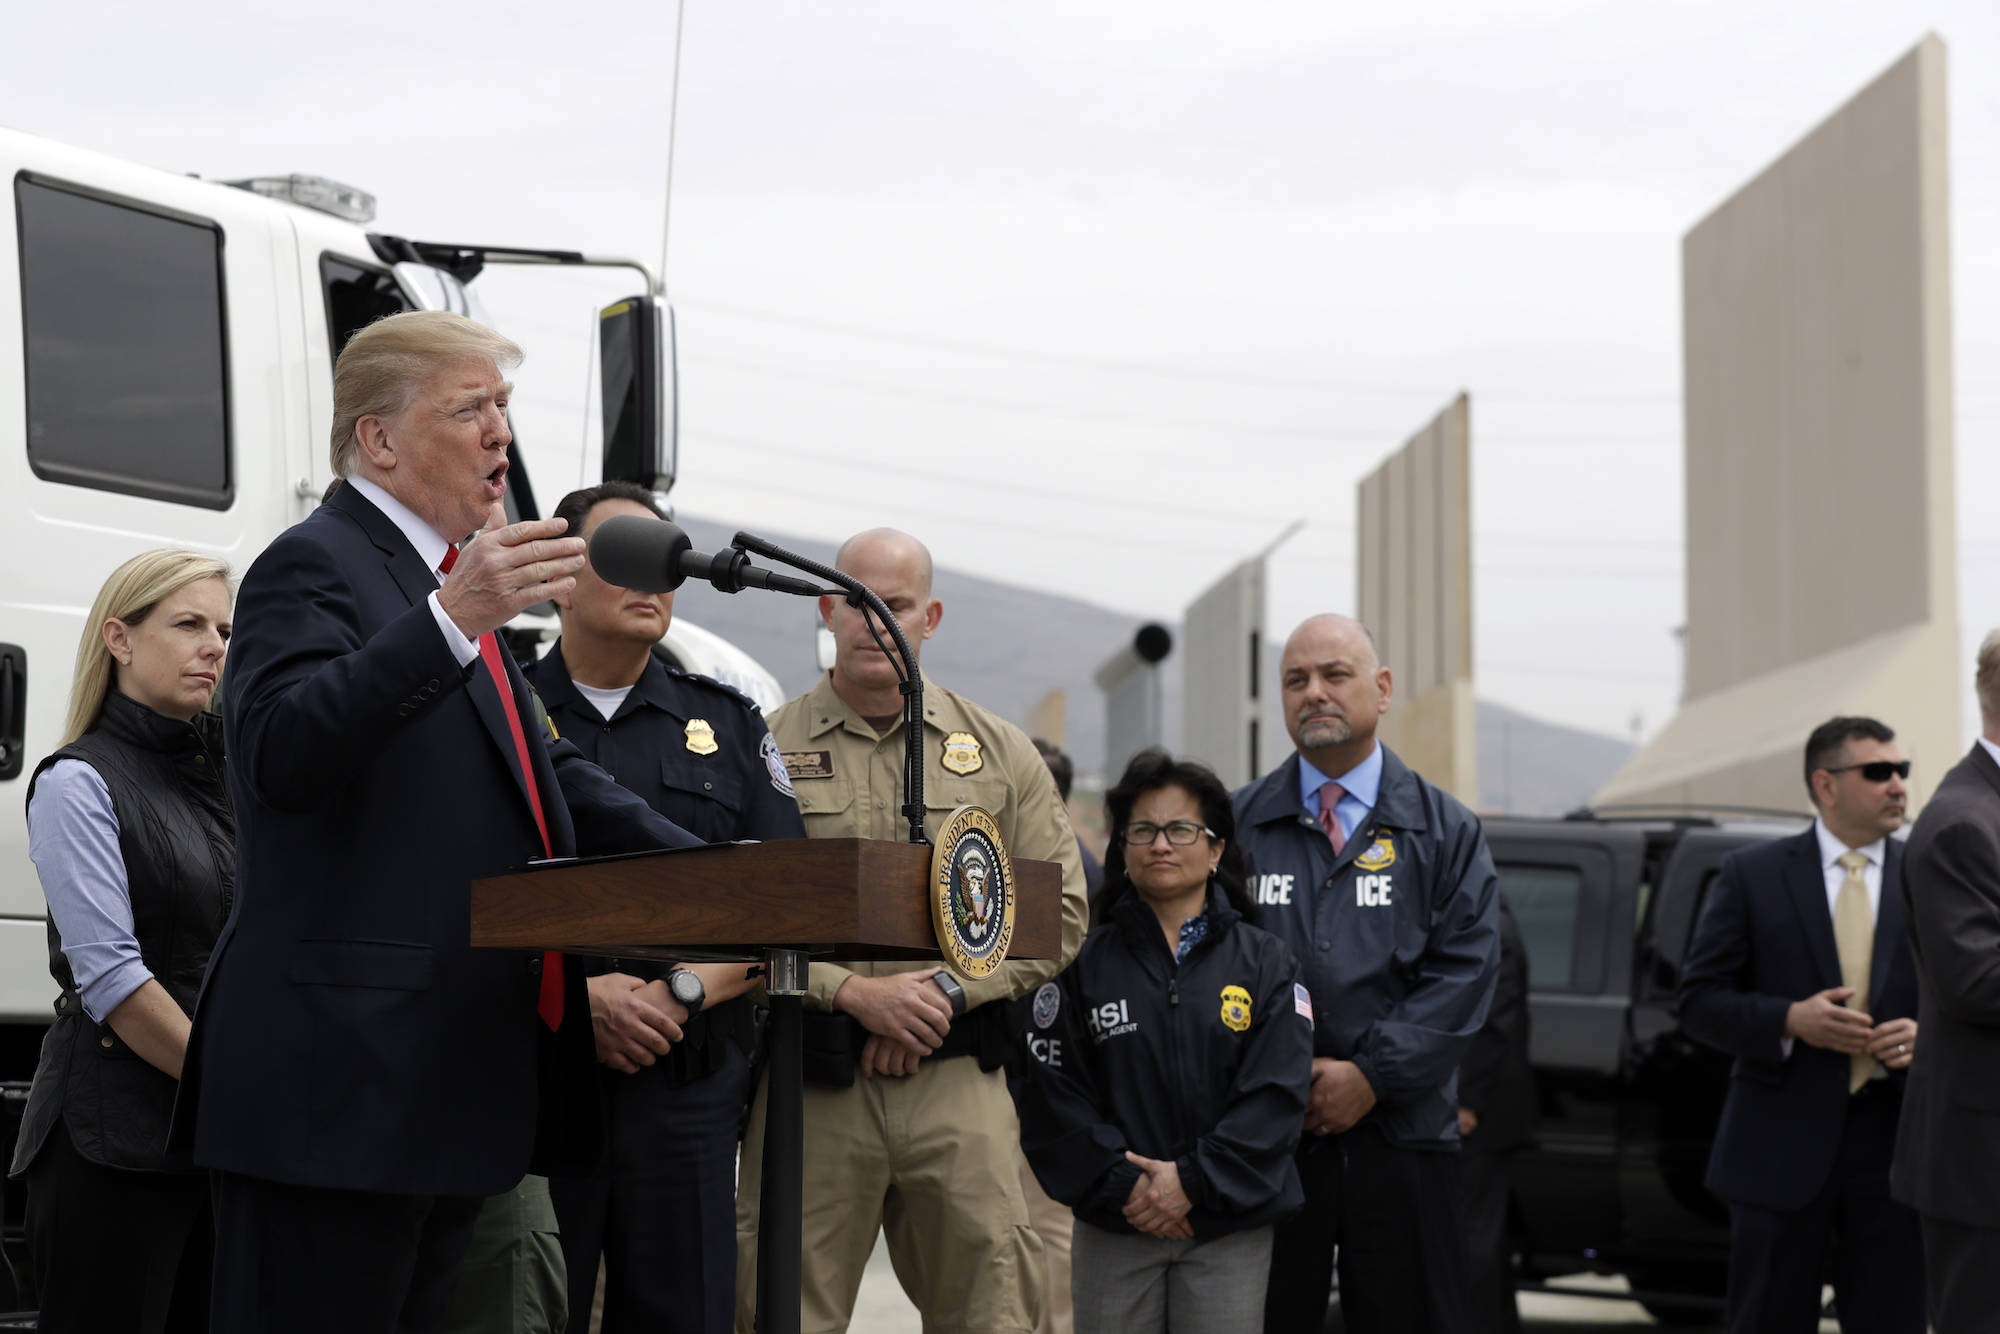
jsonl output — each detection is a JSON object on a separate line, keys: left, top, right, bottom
{"left": 1017, "top": 885, "right": 1312, "bottom": 1238}
{"left": 1232, "top": 745, "right": 1500, "bottom": 1150}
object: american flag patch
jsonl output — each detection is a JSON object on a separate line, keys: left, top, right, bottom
{"left": 1294, "top": 983, "right": 1314, "bottom": 1025}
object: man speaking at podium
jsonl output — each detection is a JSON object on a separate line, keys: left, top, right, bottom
{"left": 177, "top": 312, "right": 702, "bottom": 1334}
{"left": 736, "top": 528, "right": 1089, "bottom": 1334}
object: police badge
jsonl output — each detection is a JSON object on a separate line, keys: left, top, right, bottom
{"left": 930, "top": 804, "right": 1015, "bottom": 979}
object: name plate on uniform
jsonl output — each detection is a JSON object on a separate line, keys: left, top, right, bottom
{"left": 930, "top": 805, "right": 1015, "bottom": 979}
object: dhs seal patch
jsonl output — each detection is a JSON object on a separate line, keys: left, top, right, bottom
{"left": 930, "top": 804, "right": 1015, "bottom": 979}
{"left": 1219, "top": 984, "right": 1253, "bottom": 1033}
{"left": 1032, "top": 981, "right": 1061, "bottom": 1030}
{"left": 761, "top": 733, "right": 795, "bottom": 797}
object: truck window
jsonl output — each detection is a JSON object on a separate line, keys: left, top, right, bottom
{"left": 1499, "top": 865, "right": 1584, "bottom": 989}
{"left": 322, "top": 256, "right": 411, "bottom": 363}
{"left": 17, "top": 176, "right": 231, "bottom": 508}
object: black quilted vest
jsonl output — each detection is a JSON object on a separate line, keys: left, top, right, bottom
{"left": 10, "top": 690, "right": 232, "bottom": 1174}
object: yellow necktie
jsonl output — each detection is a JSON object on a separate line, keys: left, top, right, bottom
{"left": 1833, "top": 850, "right": 1877, "bottom": 1093}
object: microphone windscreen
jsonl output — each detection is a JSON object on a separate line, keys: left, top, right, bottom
{"left": 588, "top": 514, "right": 692, "bottom": 592}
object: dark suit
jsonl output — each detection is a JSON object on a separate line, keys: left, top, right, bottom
{"left": 177, "top": 484, "right": 699, "bottom": 1333}
{"left": 1891, "top": 742, "right": 2000, "bottom": 1331}
{"left": 1458, "top": 896, "right": 1533, "bottom": 1334}
{"left": 1679, "top": 826, "right": 1924, "bottom": 1334}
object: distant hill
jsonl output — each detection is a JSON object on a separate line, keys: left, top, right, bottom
{"left": 676, "top": 515, "right": 1633, "bottom": 817}
{"left": 675, "top": 516, "right": 1145, "bottom": 769}
{"left": 1478, "top": 700, "right": 1636, "bottom": 816}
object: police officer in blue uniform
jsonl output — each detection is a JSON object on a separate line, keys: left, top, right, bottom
{"left": 1232, "top": 614, "right": 1499, "bottom": 1334}
{"left": 529, "top": 482, "right": 805, "bottom": 1334}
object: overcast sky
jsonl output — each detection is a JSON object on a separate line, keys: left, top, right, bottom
{"left": 7, "top": 1, "right": 1998, "bottom": 743}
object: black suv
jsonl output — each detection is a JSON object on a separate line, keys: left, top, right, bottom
{"left": 1487, "top": 808, "right": 1809, "bottom": 1326}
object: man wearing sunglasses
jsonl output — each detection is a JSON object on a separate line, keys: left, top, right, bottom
{"left": 1680, "top": 716, "right": 1924, "bottom": 1334}
{"left": 1892, "top": 631, "right": 2000, "bottom": 1332}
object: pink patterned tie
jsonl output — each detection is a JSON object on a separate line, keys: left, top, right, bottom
{"left": 1318, "top": 781, "right": 1346, "bottom": 855}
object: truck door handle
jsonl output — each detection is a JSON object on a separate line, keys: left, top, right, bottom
{"left": 0, "top": 644, "right": 24, "bottom": 780}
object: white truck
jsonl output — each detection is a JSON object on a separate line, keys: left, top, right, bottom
{"left": 0, "top": 126, "right": 782, "bottom": 1221}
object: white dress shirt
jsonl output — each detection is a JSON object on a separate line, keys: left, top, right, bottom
{"left": 1978, "top": 735, "right": 2000, "bottom": 773}
{"left": 345, "top": 475, "right": 480, "bottom": 669}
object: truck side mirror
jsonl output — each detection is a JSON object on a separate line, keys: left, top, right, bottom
{"left": 598, "top": 294, "right": 677, "bottom": 492}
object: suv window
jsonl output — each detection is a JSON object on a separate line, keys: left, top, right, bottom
{"left": 322, "top": 255, "right": 411, "bottom": 364}
{"left": 18, "top": 176, "right": 231, "bottom": 508}
{"left": 1499, "top": 865, "right": 1584, "bottom": 989}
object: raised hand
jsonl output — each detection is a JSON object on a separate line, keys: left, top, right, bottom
{"left": 437, "top": 507, "right": 586, "bottom": 640}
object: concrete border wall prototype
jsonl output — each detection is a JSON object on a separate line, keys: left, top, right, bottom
{"left": 1595, "top": 36, "right": 1959, "bottom": 815}
{"left": 1358, "top": 393, "right": 1477, "bottom": 805}
{"left": 1181, "top": 560, "right": 1267, "bottom": 790}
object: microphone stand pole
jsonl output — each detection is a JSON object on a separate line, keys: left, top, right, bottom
{"left": 723, "top": 530, "right": 926, "bottom": 1334}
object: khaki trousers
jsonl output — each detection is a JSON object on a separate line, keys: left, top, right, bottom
{"left": 1017, "top": 1149, "right": 1073, "bottom": 1334}
{"left": 736, "top": 1058, "right": 1043, "bottom": 1334}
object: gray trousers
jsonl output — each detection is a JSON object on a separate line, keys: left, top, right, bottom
{"left": 1070, "top": 1221, "right": 1271, "bottom": 1334}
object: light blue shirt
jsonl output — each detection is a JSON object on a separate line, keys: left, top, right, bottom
{"left": 27, "top": 759, "right": 151, "bottom": 1022}
{"left": 1297, "top": 743, "right": 1383, "bottom": 844}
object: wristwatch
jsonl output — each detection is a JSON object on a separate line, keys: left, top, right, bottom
{"left": 666, "top": 967, "right": 706, "bottom": 1014}
{"left": 931, "top": 972, "right": 967, "bottom": 1017}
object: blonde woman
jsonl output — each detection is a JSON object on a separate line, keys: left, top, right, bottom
{"left": 11, "top": 549, "right": 232, "bottom": 1334}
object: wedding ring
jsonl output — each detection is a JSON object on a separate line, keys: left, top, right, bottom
{"left": 1897, "top": 1043, "right": 1908, "bottom": 1056}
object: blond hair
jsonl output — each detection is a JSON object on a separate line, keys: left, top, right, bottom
{"left": 329, "top": 311, "right": 523, "bottom": 478}
{"left": 63, "top": 550, "right": 233, "bottom": 746}
{"left": 1978, "top": 630, "right": 2000, "bottom": 727}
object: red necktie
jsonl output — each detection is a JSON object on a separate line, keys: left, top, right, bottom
{"left": 1317, "top": 780, "right": 1346, "bottom": 855}
{"left": 440, "top": 545, "right": 564, "bottom": 1031}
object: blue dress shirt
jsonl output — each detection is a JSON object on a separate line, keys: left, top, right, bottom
{"left": 1297, "top": 743, "right": 1384, "bottom": 844}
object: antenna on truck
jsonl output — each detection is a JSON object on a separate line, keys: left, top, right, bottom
{"left": 659, "top": 0, "right": 687, "bottom": 298}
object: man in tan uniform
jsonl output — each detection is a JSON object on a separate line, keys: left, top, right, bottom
{"left": 736, "top": 528, "right": 1089, "bottom": 1334}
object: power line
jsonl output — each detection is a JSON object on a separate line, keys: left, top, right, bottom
{"left": 684, "top": 425, "right": 1696, "bottom": 566}
{"left": 677, "top": 296, "right": 1683, "bottom": 406}
{"left": 684, "top": 351, "right": 1686, "bottom": 447}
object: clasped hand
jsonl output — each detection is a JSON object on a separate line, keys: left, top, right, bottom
{"left": 589, "top": 973, "right": 686, "bottom": 1074}
{"left": 1304, "top": 1057, "right": 1377, "bottom": 1136}
{"left": 1123, "top": 1152, "right": 1192, "bottom": 1240}
{"left": 1786, "top": 987, "right": 1917, "bottom": 1067}
{"left": 836, "top": 969, "right": 952, "bottom": 1079}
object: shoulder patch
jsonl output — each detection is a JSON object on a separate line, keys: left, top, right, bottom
{"left": 1031, "top": 981, "right": 1060, "bottom": 1030}
{"left": 1293, "top": 982, "right": 1314, "bottom": 1026}
{"left": 782, "top": 749, "right": 835, "bottom": 781}
{"left": 761, "top": 733, "right": 795, "bottom": 797}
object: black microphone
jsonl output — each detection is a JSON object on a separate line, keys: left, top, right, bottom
{"left": 588, "top": 514, "right": 827, "bottom": 597}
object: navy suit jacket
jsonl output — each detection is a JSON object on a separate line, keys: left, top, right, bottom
{"left": 1891, "top": 745, "right": 2000, "bottom": 1227}
{"left": 175, "top": 484, "right": 699, "bottom": 1197}
{"left": 1678, "top": 826, "right": 1917, "bottom": 1211}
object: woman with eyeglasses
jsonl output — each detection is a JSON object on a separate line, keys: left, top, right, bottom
{"left": 11, "top": 550, "right": 234, "bottom": 1334}
{"left": 1019, "top": 748, "right": 1312, "bottom": 1333}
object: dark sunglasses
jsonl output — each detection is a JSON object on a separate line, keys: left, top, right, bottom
{"left": 1824, "top": 760, "right": 1911, "bottom": 783}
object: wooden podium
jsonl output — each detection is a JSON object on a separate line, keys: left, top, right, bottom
{"left": 471, "top": 838, "right": 1064, "bottom": 1334}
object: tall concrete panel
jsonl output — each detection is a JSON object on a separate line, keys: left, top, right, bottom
{"left": 1357, "top": 394, "right": 1477, "bottom": 804}
{"left": 1181, "top": 560, "right": 1267, "bottom": 789}
{"left": 1596, "top": 36, "right": 1959, "bottom": 814}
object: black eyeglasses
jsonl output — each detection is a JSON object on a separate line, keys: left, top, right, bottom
{"left": 1122, "top": 821, "right": 1216, "bottom": 847}
{"left": 1824, "top": 760, "right": 1911, "bottom": 782}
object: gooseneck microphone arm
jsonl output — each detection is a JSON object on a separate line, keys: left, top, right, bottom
{"left": 729, "top": 530, "right": 928, "bottom": 847}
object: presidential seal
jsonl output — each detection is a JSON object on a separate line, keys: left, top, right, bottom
{"left": 930, "top": 804, "right": 1015, "bottom": 979}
